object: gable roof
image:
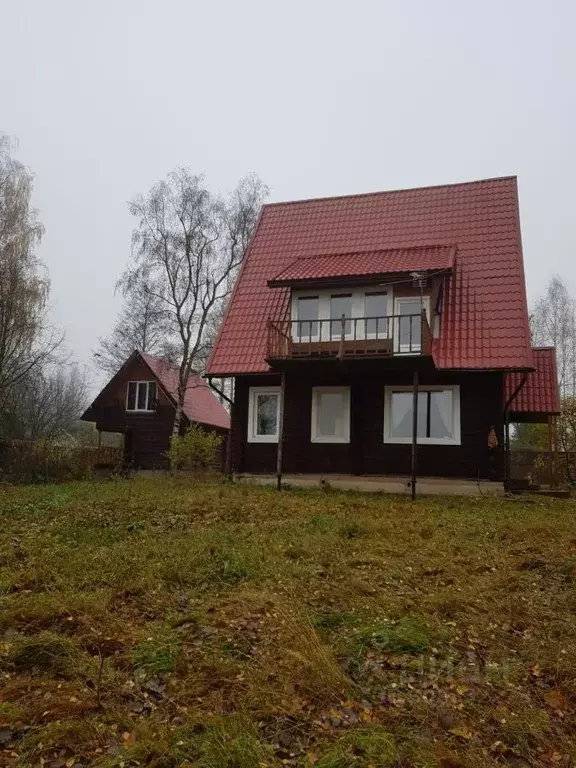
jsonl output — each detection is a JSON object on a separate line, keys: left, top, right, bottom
{"left": 84, "top": 352, "right": 230, "bottom": 430}
{"left": 268, "top": 245, "right": 456, "bottom": 287}
{"left": 139, "top": 353, "right": 230, "bottom": 430}
{"left": 206, "top": 176, "right": 534, "bottom": 375}
{"left": 506, "top": 348, "right": 560, "bottom": 420}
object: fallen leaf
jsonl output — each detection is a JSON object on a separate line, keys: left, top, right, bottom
{"left": 448, "top": 727, "right": 473, "bottom": 741}
{"left": 543, "top": 689, "right": 567, "bottom": 711}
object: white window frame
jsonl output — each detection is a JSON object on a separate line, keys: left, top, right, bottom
{"left": 248, "top": 386, "right": 280, "bottom": 443}
{"left": 393, "top": 296, "right": 431, "bottom": 354}
{"left": 291, "top": 287, "right": 395, "bottom": 343}
{"left": 311, "top": 386, "right": 351, "bottom": 444}
{"left": 126, "top": 380, "right": 157, "bottom": 412}
{"left": 383, "top": 384, "right": 461, "bottom": 445}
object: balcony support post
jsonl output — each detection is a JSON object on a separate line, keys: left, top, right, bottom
{"left": 411, "top": 370, "right": 419, "bottom": 500}
{"left": 276, "top": 371, "right": 286, "bottom": 491}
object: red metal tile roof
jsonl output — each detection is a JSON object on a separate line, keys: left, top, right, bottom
{"left": 268, "top": 245, "right": 455, "bottom": 286}
{"left": 506, "top": 348, "right": 560, "bottom": 417}
{"left": 142, "top": 353, "right": 230, "bottom": 430}
{"left": 207, "top": 177, "right": 534, "bottom": 374}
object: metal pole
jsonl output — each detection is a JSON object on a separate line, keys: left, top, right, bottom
{"left": 504, "top": 409, "right": 510, "bottom": 491}
{"left": 411, "top": 370, "right": 419, "bottom": 500}
{"left": 276, "top": 372, "right": 286, "bottom": 491}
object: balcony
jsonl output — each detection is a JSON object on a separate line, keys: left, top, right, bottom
{"left": 266, "top": 312, "right": 432, "bottom": 362}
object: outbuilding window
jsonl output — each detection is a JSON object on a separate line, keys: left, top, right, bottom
{"left": 126, "top": 381, "right": 157, "bottom": 412}
{"left": 384, "top": 385, "right": 460, "bottom": 445}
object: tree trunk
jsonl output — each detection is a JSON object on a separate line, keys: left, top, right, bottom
{"left": 170, "top": 397, "right": 185, "bottom": 471}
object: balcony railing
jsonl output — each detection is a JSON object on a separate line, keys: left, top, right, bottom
{"left": 266, "top": 312, "right": 432, "bottom": 361}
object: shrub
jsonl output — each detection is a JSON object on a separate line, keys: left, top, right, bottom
{"left": 168, "top": 424, "right": 223, "bottom": 472}
{"left": 0, "top": 439, "right": 111, "bottom": 484}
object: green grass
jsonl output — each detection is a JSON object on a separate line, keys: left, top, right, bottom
{"left": 1, "top": 477, "right": 576, "bottom": 767}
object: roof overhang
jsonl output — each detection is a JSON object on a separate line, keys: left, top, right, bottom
{"left": 267, "top": 245, "right": 457, "bottom": 289}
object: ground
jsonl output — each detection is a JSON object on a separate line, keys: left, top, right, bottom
{"left": 0, "top": 480, "right": 575, "bottom": 768}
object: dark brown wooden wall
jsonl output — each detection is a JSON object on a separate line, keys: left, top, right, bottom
{"left": 231, "top": 366, "right": 504, "bottom": 480}
{"left": 84, "top": 358, "right": 227, "bottom": 471}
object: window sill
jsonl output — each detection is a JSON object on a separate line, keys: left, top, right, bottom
{"left": 126, "top": 409, "right": 156, "bottom": 414}
{"left": 383, "top": 437, "right": 460, "bottom": 446}
{"left": 247, "top": 435, "right": 279, "bottom": 444}
{"left": 311, "top": 436, "right": 351, "bottom": 444}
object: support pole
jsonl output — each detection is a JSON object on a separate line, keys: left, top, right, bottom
{"left": 276, "top": 372, "right": 286, "bottom": 491}
{"left": 411, "top": 370, "right": 419, "bottom": 500}
{"left": 504, "top": 409, "right": 510, "bottom": 491}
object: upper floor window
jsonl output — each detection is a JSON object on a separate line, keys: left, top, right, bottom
{"left": 126, "top": 381, "right": 157, "bottom": 412}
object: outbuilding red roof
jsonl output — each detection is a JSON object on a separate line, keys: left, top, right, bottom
{"left": 268, "top": 245, "right": 455, "bottom": 287}
{"left": 207, "top": 177, "right": 534, "bottom": 375}
{"left": 141, "top": 353, "right": 230, "bottom": 430}
{"left": 506, "top": 348, "right": 560, "bottom": 419}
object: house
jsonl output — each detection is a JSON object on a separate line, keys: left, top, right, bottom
{"left": 82, "top": 351, "right": 230, "bottom": 469}
{"left": 205, "top": 176, "right": 560, "bottom": 491}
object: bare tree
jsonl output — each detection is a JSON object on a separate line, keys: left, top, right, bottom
{"left": 94, "top": 269, "right": 172, "bottom": 375}
{"left": 124, "top": 170, "right": 267, "bottom": 442}
{"left": 1, "top": 364, "right": 88, "bottom": 440}
{"left": 531, "top": 275, "right": 576, "bottom": 397}
{"left": 0, "top": 136, "right": 61, "bottom": 400}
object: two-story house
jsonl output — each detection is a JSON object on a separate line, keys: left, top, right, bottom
{"left": 205, "top": 177, "right": 559, "bottom": 492}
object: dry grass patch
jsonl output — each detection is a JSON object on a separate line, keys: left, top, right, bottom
{"left": 1, "top": 478, "right": 576, "bottom": 766}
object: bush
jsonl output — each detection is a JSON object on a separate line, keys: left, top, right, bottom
{"left": 0, "top": 439, "right": 121, "bottom": 484}
{"left": 168, "top": 424, "right": 223, "bottom": 472}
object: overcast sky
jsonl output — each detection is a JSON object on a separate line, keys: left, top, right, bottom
{"left": 2, "top": 0, "right": 575, "bottom": 381}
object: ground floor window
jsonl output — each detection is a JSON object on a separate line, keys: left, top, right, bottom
{"left": 248, "top": 386, "right": 280, "bottom": 442}
{"left": 383, "top": 385, "right": 460, "bottom": 445}
{"left": 311, "top": 387, "right": 351, "bottom": 443}
{"left": 126, "top": 381, "right": 157, "bottom": 412}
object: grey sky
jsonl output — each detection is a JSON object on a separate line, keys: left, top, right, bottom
{"left": 2, "top": 1, "right": 575, "bottom": 383}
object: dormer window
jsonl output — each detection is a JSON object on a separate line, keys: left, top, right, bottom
{"left": 126, "top": 381, "right": 157, "bottom": 412}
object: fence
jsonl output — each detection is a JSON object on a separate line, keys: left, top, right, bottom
{"left": 0, "top": 440, "right": 123, "bottom": 483}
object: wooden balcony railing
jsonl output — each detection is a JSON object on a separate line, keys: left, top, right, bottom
{"left": 266, "top": 312, "right": 432, "bottom": 361}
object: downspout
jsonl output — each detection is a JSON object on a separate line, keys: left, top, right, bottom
{"left": 206, "top": 378, "right": 234, "bottom": 480}
{"left": 503, "top": 373, "right": 529, "bottom": 492}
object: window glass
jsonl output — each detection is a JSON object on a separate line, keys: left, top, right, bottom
{"left": 397, "top": 299, "right": 422, "bottom": 350}
{"left": 137, "top": 382, "right": 148, "bottom": 410}
{"left": 388, "top": 388, "right": 455, "bottom": 441}
{"left": 147, "top": 382, "right": 157, "bottom": 409}
{"left": 256, "top": 393, "right": 278, "bottom": 436}
{"left": 313, "top": 388, "right": 350, "bottom": 442}
{"left": 127, "top": 382, "right": 137, "bottom": 411}
{"left": 330, "top": 294, "right": 352, "bottom": 337}
{"left": 429, "top": 390, "right": 452, "bottom": 438}
{"left": 365, "top": 293, "right": 388, "bottom": 336}
{"left": 296, "top": 297, "right": 319, "bottom": 341}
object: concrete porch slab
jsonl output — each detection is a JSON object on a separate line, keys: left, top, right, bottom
{"left": 235, "top": 474, "right": 504, "bottom": 496}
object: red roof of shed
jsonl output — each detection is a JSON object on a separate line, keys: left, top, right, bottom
{"left": 506, "top": 348, "right": 560, "bottom": 418}
{"left": 141, "top": 353, "right": 230, "bottom": 430}
{"left": 207, "top": 177, "right": 533, "bottom": 375}
{"left": 268, "top": 245, "right": 455, "bottom": 287}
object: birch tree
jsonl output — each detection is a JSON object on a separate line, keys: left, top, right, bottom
{"left": 94, "top": 270, "right": 172, "bottom": 375}
{"left": 0, "top": 136, "right": 61, "bottom": 399}
{"left": 531, "top": 276, "right": 576, "bottom": 396}
{"left": 123, "top": 169, "right": 267, "bottom": 441}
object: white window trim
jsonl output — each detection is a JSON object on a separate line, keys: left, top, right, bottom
{"left": 126, "top": 381, "right": 157, "bottom": 412}
{"left": 393, "top": 296, "right": 431, "bottom": 354}
{"left": 383, "top": 384, "right": 461, "bottom": 446}
{"left": 311, "top": 386, "right": 351, "bottom": 444}
{"left": 248, "top": 386, "right": 280, "bottom": 443}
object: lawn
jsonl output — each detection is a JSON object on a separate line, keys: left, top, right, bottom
{"left": 0, "top": 479, "right": 575, "bottom": 768}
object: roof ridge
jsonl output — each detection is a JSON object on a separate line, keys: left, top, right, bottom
{"left": 264, "top": 176, "right": 518, "bottom": 209}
